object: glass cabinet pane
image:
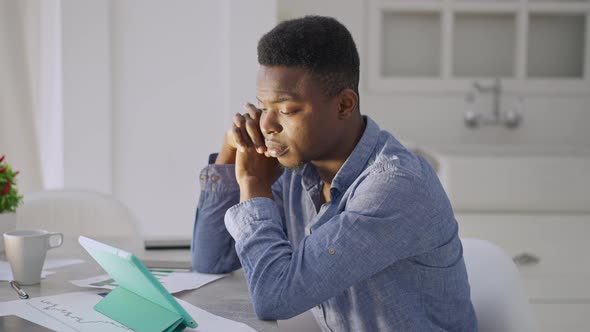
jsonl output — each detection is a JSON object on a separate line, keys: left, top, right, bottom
{"left": 381, "top": 12, "right": 441, "bottom": 77}
{"left": 527, "top": 14, "right": 586, "bottom": 78}
{"left": 453, "top": 13, "right": 516, "bottom": 78}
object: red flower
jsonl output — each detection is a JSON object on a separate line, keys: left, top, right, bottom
{"left": 0, "top": 155, "right": 4, "bottom": 163}
{"left": 1, "top": 179, "right": 10, "bottom": 195}
{"left": 0, "top": 167, "right": 6, "bottom": 173}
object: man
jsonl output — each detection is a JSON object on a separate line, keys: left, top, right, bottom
{"left": 192, "top": 16, "right": 477, "bottom": 331}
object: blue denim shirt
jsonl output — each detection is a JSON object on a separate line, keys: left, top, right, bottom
{"left": 192, "top": 116, "right": 477, "bottom": 331}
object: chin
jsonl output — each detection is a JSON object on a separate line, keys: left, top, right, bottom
{"left": 277, "top": 156, "right": 306, "bottom": 171}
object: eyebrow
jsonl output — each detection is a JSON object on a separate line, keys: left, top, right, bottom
{"left": 256, "top": 94, "right": 299, "bottom": 104}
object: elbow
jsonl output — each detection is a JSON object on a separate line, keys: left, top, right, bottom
{"left": 248, "top": 267, "right": 309, "bottom": 320}
{"left": 251, "top": 289, "right": 299, "bottom": 320}
{"left": 253, "top": 300, "right": 281, "bottom": 320}
{"left": 191, "top": 250, "right": 214, "bottom": 273}
{"left": 191, "top": 252, "right": 237, "bottom": 274}
{"left": 192, "top": 257, "right": 237, "bottom": 275}
{"left": 192, "top": 261, "right": 220, "bottom": 274}
{"left": 191, "top": 242, "right": 242, "bottom": 274}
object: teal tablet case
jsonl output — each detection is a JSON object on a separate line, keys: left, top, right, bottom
{"left": 79, "top": 236, "right": 198, "bottom": 331}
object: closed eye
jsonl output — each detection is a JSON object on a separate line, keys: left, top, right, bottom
{"left": 280, "top": 109, "right": 301, "bottom": 115}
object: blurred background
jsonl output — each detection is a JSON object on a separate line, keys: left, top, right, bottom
{"left": 1, "top": 0, "right": 589, "bottom": 330}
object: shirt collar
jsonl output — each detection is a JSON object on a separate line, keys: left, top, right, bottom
{"left": 330, "top": 116, "right": 379, "bottom": 194}
{"left": 299, "top": 115, "right": 380, "bottom": 194}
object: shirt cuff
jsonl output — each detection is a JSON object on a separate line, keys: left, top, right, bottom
{"left": 224, "top": 197, "right": 281, "bottom": 241}
{"left": 199, "top": 164, "right": 239, "bottom": 192}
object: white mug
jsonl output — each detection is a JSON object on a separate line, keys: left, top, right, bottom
{"left": 3, "top": 229, "right": 63, "bottom": 285}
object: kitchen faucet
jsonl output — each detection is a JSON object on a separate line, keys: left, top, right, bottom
{"left": 464, "top": 78, "right": 522, "bottom": 128}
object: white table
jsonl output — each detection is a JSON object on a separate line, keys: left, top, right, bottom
{"left": 0, "top": 235, "right": 278, "bottom": 332}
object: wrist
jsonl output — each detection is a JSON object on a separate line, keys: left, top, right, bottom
{"left": 238, "top": 177, "right": 273, "bottom": 202}
{"left": 215, "top": 144, "right": 237, "bottom": 164}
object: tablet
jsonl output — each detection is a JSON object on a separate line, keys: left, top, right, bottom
{"left": 79, "top": 236, "right": 198, "bottom": 331}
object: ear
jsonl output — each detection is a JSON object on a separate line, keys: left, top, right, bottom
{"left": 337, "top": 88, "right": 358, "bottom": 120}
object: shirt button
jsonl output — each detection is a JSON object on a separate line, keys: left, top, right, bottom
{"left": 211, "top": 175, "right": 219, "bottom": 182}
{"left": 328, "top": 248, "right": 336, "bottom": 255}
{"left": 200, "top": 175, "right": 207, "bottom": 181}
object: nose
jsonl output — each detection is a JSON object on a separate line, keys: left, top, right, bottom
{"left": 260, "top": 110, "right": 283, "bottom": 135}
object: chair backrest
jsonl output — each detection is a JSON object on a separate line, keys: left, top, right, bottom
{"left": 462, "top": 238, "right": 535, "bottom": 332}
{"left": 16, "top": 190, "right": 138, "bottom": 237}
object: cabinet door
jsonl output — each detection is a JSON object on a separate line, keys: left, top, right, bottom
{"left": 368, "top": 0, "right": 590, "bottom": 95}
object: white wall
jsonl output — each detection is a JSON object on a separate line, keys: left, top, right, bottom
{"left": 56, "top": 1, "right": 277, "bottom": 237}
{"left": 110, "top": 0, "right": 226, "bottom": 237}
{"left": 62, "top": 0, "right": 111, "bottom": 193}
{"left": 109, "top": 1, "right": 276, "bottom": 237}
{"left": 228, "top": 1, "right": 277, "bottom": 117}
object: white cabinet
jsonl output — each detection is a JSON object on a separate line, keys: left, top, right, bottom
{"left": 367, "top": 0, "right": 590, "bottom": 94}
{"left": 457, "top": 213, "right": 590, "bottom": 331}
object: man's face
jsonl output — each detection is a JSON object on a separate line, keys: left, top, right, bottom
{"left": 256, "top": 66, "right": 341, "bottom": 169}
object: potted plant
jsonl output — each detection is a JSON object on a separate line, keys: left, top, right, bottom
{"left": 0, "top": 155, "right": 23, "bottom": 253}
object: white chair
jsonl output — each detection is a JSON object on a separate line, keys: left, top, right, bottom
{"left": 462, "top": 238, "right": 535, "bottom": 332}
{"left": 16, "top": 190, "right": 138, "bottom": 237}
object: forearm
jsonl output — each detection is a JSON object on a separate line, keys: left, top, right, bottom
{"left": 191, "top": 164, "right": 242, "bottom": 273}
{"left": 224, "top": 198, "right": 345, "bottom": 320}
{"left": 215, "top": 144, "right": 236, "bottom": 165}
{"left": 192, "top": 191, "right": 241, "bottom": 273}
{"left": 225, "top": 198, "right": 301, "bottom": 319}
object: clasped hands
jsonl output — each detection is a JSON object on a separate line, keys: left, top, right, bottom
{"left": 217, "top": 103, "right": 283, "bottom": 202}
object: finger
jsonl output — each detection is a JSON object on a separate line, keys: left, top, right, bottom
{"left": 244, "top": 103, "right": 262, "bottom": 121}
{"left": 231, "top": 124, "right": 249, "bottom": 152}
{"left": 231, "top": 114, "right": 247, "bottom": 150}
{"left": 232, "top": 113, "right": 253, "bottom": 148}
{"left": 244, "top": 113, "right": 266, "bottom": 154}
{"left": 244, "top": 104, "right": 266, "bottom": 153}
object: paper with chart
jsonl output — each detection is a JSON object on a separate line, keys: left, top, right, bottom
{"left": 0, "top": 292, "right": 257, "bottom": 332}
{"left": 0, "top": 292, "right": 131, "bottom": 332}
{"left": 70, "top": 269, "right": 226, "bottom": 293}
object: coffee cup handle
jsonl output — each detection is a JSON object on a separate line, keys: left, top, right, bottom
{"left": 48, "top": 233, "right": 64, "bottom": 249}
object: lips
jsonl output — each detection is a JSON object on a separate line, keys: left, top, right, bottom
{"left": 265, "top": 140, "right": 289, "bottom": 157}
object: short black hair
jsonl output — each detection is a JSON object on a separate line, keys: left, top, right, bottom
{"left": 257, "top": 16, "right": 360, "bottom": 98}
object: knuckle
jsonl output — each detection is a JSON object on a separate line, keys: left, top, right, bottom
{"left": 245, "top": 118, "right": 256, "bottom": 128}
{"left": 233, "top": 113, "right": 245, "bottom": 123}
{"left": 248, "top": 108, "right": 260, "bottom": 118}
